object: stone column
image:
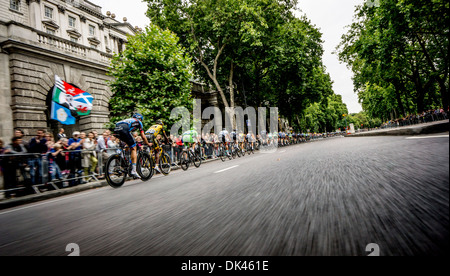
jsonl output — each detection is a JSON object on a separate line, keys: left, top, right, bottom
{"left": 0, "top": 48, "right": 14, "bottom": 143}
{"left": 28, "top": 0, "right": 42, "bottom": 30}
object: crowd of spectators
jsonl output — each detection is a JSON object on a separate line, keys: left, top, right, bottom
{"left": 0, "top": 128, "right": 340, "bottom": 199}
{"left": 0, "top": 128, "right": 120, "bottom": 198}
{"left": 380, "top": 107, "right": 448, "bottom": 129}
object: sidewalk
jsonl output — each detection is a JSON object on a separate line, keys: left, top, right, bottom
{"left": 0, "top": 157, "right": 219, "bottom": 210}
{"left": 347, "top": 119, "right": 449, "bottom": 137}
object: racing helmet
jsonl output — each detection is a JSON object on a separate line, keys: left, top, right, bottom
{"left": 132, "top": 113, "right": 144, "bottom": 121}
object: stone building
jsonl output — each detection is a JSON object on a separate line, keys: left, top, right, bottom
{"left": 0, "top": 0, "right": 139, "bottom": 142}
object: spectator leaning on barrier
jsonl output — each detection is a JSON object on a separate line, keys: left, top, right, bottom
{"left": 68, "top": 131, "right": 83, "bottom": 186}
{"left": 27, "top": 129, "right": 48, "bottom": 186}
{"left": 107, "top": 135, "right": 119, "bottom": 155}
{"left": 58, "top": 138, "right": 70, "bottom": 175}
{"left": 3, "top": 136, "right": 30, "bottom": 197}
{"left": 82, "top": 132, "right": 98, "bottom": 182}
{"left": 14, "top": 128, "right": 25, "bottom": 140}
{"left": 48, "top": 142, "right": 64, "bottom": 181}
{"left": 96, "top": 130, "right": 111, "bottom": 178}
{"left": 174, "top": 135, "right": 183, "bottom": 163}
{"left": 45, "top": 132, "right": 55, "bottom": 149}
{"left": 57, "top": 128, "right": 66, "bottom": 140}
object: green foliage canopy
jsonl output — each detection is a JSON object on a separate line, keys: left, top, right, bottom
{"left": 107, "top": 24, "right": 194, "bottom": 129}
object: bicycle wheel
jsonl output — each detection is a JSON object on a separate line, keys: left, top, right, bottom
{"left": 219, "top": 146, "right": 226, "bottom": 162}
{"left": 193, "top": 152, "right": 202, "bottom": 168}
{"left": 227, "top": 148, "right": 233, "bottom": 160}
{"left": 159, "top": 152, "right": 171, "bottom": 175}
{"left": 137, "top": 152, "right": 154, "bottom": 181}
{"left": 105, "top": 154, "right": 127, "bottom": 188}
{"left": 180, "top": 152, "right": 189, "bottom": 171}
{"left": 231, "top": 147, "right": 237, "bottom": 159}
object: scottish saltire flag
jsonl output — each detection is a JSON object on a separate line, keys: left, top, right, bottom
{"left": 52, "top": 75, "right": 93, "bottom": 115}
{"left": 51, "top": 101, "right": 76, "bottom": 125}
{"left": 72, "top": 92, "right": 94, "bottom": 115}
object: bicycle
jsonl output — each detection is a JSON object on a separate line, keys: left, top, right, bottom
{"left": 246, "top": 140, "right": 255, "bottom": 155}
{"left": 232, "top": 142, "right": 243, "bottom": 158}
{"left": 146, "top": 143, "right": 172, "bottom": 176}
{"left": 217, "top": 142, "right": 227, "bottom": 162}
{"left": 105, "top": 141, "right": 154, "bottom": 188}
{"left": 238, "top": 141, "right": 246, "bottom": 157}
{"left": 179, "top": 144, "right": 202, "bottom": 170}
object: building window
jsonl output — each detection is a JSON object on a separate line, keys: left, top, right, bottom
{"left": 47, "top": 28, "right": 56, "bottom": 35}
{"left": 104, "top": 35, "right": 108, "bottom": 45}
{"left": 70, "top": 36, "right": 78, "bottom": 43}
{"left": 45, "top": 6, "right": 53, "bottom": 19}
{"left": 10, "top": 0, "right": 20, "bottom": 11}
{"left": 68, "top": 16, "right": 76, "bottom": 28}
{"left": 90, "top": 44, "right": 97, "bottom": 49}
{"left": 89, "top": 25, "right": 95, "bottom": 36}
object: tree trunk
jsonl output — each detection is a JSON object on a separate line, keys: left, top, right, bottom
{"left": 392, "top": 80, "right": 406, "bottom": 117}
{"left": 416, "top": 34, "right": 449, "bottom": 110}
{"left": 229, "top": 60, "right": 235, "bottom": 128}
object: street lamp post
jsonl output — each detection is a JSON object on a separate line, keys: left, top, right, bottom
{"left": 343, "top": 114, "right": 347, "bottom": 133}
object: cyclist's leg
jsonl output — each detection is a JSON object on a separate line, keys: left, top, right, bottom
{"left": 116, "top": 124, "right": 139, "bottom": 176}
{"left": 153, "top": 138, "right": 162, "bottom": 171}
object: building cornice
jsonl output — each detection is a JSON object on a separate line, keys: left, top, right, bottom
{"left": 77, "top": 2, "right": 106, "bottom": 20}
{"left": 66, "top": 28, "right": 82, "bottom": 38}
{"left": 42, "top": 19, "right": 60, "bottom": 30}
{"left": 0, "top": 38, "right": 111, "bottom": 72}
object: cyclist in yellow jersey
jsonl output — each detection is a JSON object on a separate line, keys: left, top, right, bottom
{"left": 145, "top": 119, "right": 170, "bottom": 173}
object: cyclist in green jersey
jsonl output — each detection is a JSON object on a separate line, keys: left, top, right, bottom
{"left": 182, "top": 129, "right": 198, "bottom": 152}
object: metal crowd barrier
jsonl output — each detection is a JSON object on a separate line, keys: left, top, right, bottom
{"left": 380, "top": 112, "right": 448, "bottom": 129}
{"left": 0, "top": 148, "right": 118, "bottom": 199}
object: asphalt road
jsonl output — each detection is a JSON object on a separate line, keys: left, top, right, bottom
{"left": 0, "top": 134, "right": 448, "bottom": 256}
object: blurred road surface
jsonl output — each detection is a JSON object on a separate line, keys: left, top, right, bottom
{"left": 0, "top": 134, "right": 448, "bottom": 256}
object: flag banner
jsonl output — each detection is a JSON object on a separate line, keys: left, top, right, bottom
{"left": 51, "top": 101, "right": 76, "bottom": 125}
{"left": 52, "top": 75, "right": 94, "bottom": 115}
{"left": 72, "top": 92, "right": 94, "bottom": 115}
{"left": 52, "top": 85, "right": 66, "bottom": 105}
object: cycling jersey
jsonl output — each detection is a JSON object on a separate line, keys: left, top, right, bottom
{"left": 230, "top": 131, "right": 237, "bottom": 141}
{"left": 218, "top": 130, "right": 229, "bottom": 143}
{"left": 144, "top": 123, "right": 168, "bottom": 150}
{"left": 146, "top": 124, "right": 164, "bottom": 137}
{"left": 114, "top": 118, "right": 144, "bottom": 148}
{"left": 182, "top": 129, "right": 198, "bottom": 145}
{"left": 246, "top": 133, "right": 255, "bottom": 142}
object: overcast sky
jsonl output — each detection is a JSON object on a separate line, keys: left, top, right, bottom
{"left": 92, "top": 0, "right": 364, "bottom": 114}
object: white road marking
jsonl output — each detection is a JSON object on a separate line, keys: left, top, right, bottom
{"left": 214, "top": 165, "right": 239, "bottom": 174}
{"left": 406, "top": 135, "right": 449, "bottom": 140}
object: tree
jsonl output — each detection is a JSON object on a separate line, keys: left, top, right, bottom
{"left": 146, "top": 0, "right": 335, "bottom": 130}
{"left": 297, "top": 93, "right": 349, "bottom": 133}
{"left": 107, "top": 24, "right": 194, "bottom": 129}
{"left": 337, "top": 0, "right": 448, "bottom": 121}
{"left": 146, "top": 0, "right": 282, "bottom": 115}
